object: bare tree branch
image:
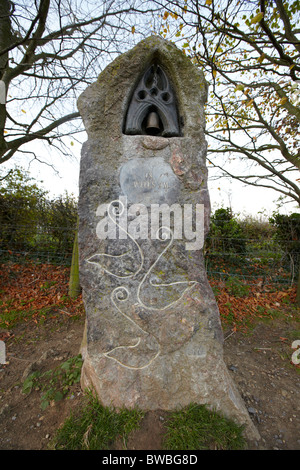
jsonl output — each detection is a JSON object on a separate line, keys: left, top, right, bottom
{"left": 156, "top": 0, "right": 300, "bottom": 206}
{"left": 0, "top": 0, "right": 157, "bottom": 166}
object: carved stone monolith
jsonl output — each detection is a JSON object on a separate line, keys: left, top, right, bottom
{"left": 77, "top": 36, "right": 260, "bottom": 443}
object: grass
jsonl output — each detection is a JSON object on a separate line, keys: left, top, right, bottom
{"left": 51, "top": 391, "right": 144, "bottom": 450}
{"left": 0, "top": 305, "right": 52, "bottom": 329}
{"left": 288, "top": 328, "right": 300, "bottom": 341}
{"left": 163, "top": 403, "right": 246, "bottom": 450}
{"left": 50, "top": 394, "right": 247, "bottom": 451}
{"left": 0, "top": 302, "right": 83, "bottom": 329}
{"left": 225, "top": 276, "right": 250, "bottom": 298}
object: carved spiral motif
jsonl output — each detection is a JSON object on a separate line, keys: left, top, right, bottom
{"left": 108, "top": 199, "right": 125, "bottom": 219}
{"left": 112, "top": 286, "right": 129, "bottom": 303}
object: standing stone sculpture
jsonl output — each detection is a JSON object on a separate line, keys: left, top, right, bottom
{"left": 77, "top": 36, "right": 260, "bottom": 443}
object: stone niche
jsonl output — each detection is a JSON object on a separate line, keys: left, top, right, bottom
{"left": 77, "top": 36, "right": 260, "bottom": 443}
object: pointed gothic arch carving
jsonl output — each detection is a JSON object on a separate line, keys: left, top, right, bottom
{"left": 124, "top": 62, "right": 181, "bottom": 137}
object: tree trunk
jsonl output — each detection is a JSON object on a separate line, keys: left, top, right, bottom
{"left": 296, "top": 261, "right": 300, "bottom": 307}
{"left": 68, "top": 219, "right": 81, "bottom": 299}
{"left": 0, "top": 0, "right": 13, "bottom": 150}
{"left": 0, "top": 0, "right": 12, "bottom": 76}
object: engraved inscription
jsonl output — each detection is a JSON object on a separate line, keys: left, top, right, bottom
{"left": 133, "top": 172, "right": 170, "bottom": 190}
{"left": 120, "top": 157, "right": 180, "bottom": 205}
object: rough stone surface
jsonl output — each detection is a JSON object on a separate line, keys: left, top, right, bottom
{"left": 77, "top": 36, "right": 260, "bottom": 443}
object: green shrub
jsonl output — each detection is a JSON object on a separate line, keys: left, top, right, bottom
{"left": 239, "top": 214, "right": 275, "bottom": 240}
{"left": 207, "top": 208, "right": 246, "bottom": 254}
{"left": 269, "top": 212, "right": 300, "bottom": 273}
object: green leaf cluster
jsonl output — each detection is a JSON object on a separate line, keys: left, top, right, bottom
{"left": 22, "top": 354, "right": 83, "bottom": 410}
{"left": 207, "top": 208, "right": 246, "bottom": 254}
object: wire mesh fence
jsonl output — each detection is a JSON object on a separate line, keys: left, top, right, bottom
{"left": 205, "top": 236, "right": 299, "bottom": 288}
{"left": 0, "top": 223, "right": 76, "bottom": 266}
{"left": 0, "top": 224, "right": 298, "bottom": 290}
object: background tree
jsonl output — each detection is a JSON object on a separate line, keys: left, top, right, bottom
{"left": 158, "top": 0, "right": 300, "bottom": 207}
{"left": 270, "top": 212, "right": 300, "bottom": 276}
{"left": 0, "top": 0, "right": 156, "bottom": 168}
{"left": 0, "top": 166, "right": 77, "bottom": 260}
{"left": 0, "top": 166, "right": 47, "bottom": 251}
{"left": 43, "top": 192, "right": 78, "bottom": 255}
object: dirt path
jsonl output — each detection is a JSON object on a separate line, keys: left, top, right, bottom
{"left": 0, "top": 313, "right": 299, "bottom": 450}
{"left": 223, "top": 321, "right": 300, "bottom": 450}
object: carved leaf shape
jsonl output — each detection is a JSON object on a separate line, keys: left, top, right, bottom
{"left": 86, "top": 248, "right": 142, "bottom": 279}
